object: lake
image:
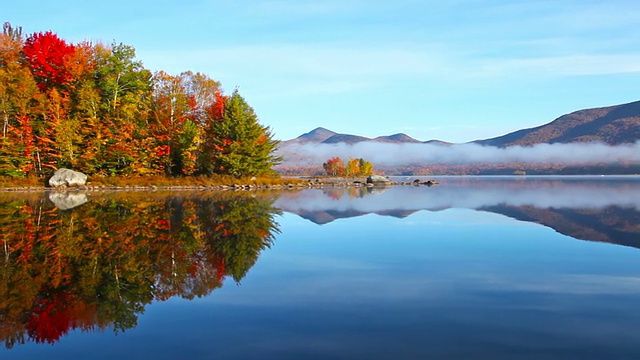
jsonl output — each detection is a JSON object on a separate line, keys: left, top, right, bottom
{"left": 1, "top": 176, "right": 640, "bottom": 359}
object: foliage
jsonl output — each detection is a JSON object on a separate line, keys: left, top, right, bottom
{"left": 323, "top": 156, "right": 373, "bottom": 177}
{"left": 0, "top": 23, "right": 280, "bottom": 179}
{"left": 201, "top": 90, "right": 281, "bottom": 177}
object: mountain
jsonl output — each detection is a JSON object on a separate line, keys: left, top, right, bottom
{"left": 284, "top": 100, "right": 640, "bottom": 146}
{"left": 287, "top": 127, "right": 337, "bottom": 144}
{"left": 322, "top": 134, "right": 370, "bottom": 144}
{"left": 282, "top": 127, "right": 443, "bottom": 145}
{"left": 373, "top": 133, "right": 422, "bottom": 143}
{"left": 474, "top": 100, "right": 640, "bottom": 147}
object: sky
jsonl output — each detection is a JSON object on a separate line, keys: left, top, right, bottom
{"left": 4, "top": 0, "right": 640, "bottom": 142}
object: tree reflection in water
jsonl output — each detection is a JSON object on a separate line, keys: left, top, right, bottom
{"left": 0, "top": 191, "right": 280, "bottom": 348}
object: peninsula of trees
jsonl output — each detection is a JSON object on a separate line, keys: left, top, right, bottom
{"left": 0, "top": 23, "right": 280, "bottom": 179}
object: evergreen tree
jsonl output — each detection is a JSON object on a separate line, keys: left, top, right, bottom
{"left": 202, "top": 90, "right": 280, "bottom": 177}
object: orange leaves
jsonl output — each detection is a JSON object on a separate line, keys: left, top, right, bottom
{"left": 323, "top": 156, "right": 346, "bottom": 176}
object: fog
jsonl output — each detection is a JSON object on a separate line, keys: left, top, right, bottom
{"left": 274, "top": 178, "right": 640, "bottom": 214}
{"left": 277, "top": 141, "right": 640, "bottom": 167}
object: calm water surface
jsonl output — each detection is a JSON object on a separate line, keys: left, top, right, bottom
{"left": 1, "top": 176, "right": 640, "bottom": 359}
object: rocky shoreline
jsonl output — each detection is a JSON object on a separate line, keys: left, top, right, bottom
{"left": 0, "top": 176, "right": 438, "bottom": 193}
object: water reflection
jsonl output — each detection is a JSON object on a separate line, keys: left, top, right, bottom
{"left": 274, "top": 176, "right": 640, "bottom": 247}
{"left": 0, "top": 191, "right": 280, "bottom": 348}
{"left": 2, "top": 177, "right": 639, "bottom": 353}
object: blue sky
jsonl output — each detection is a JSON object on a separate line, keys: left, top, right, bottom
{"left": 5, "top": 1, "right": 640, "bottom": 142}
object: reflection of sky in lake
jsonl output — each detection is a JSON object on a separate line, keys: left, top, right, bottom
{"left": 6, "top": 177, "right": 640, "bottom": 359}
{"left": 134, "top": 210, "right": 640, "bottom": 359}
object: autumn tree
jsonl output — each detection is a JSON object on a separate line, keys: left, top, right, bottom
{"left": 200, "top": 90, "right": 280, "bottom": 177}
{"left": 324, "top": 157, "right": 373, "bottom": 177}
{"left": 150, "top": 71, "right": 221, "bottom": 175}
{"left": 323, "top": 156, "right": 345, "bottom": 176}
{"left": 346, "top": 158, "right": 360, "bottom": 177}
{"left": 23, "top": 31, "right": 75, "bottom": 92}
{"left": 358, "top": 158, "right": 374, "bottom": 176}
{"left": 93, "top": 42, "right": 153, "bottom": 175}
{"left": 0, "top": 23, "right": 39, "bottom": 176}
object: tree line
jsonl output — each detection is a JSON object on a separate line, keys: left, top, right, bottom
{"left": 0, "top": 23, "right": 280, "bottom": 178}
{"left": 323, "top": 156, "right": 373, "bottom": 177}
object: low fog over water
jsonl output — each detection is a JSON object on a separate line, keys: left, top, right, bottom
{"left": 278, "top": 141, "right": 640, "bottom": 167}
{"left": 274, "top": 177, "right": 640, "bottom": 213}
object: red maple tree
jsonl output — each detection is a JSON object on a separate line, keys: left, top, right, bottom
{"left": 23, "top": 31, "right": 75, "bottom": 91}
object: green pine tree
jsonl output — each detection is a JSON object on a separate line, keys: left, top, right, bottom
{"left": 203, "top": 90, "right": 281, "bottom": 177}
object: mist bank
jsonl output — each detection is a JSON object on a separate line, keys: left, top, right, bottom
{"left": 276, "top": 141, "right": 640, "bottom": 168}
{"left": 274, "top": 177, "right": 640, "bottom": 214}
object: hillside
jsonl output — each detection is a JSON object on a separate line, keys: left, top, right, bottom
{"left": 474, "top": 100, "right": 640, "bottom": 147}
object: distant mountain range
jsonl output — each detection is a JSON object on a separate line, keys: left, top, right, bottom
{"left": 283, "top": 127, "right": 449, "bottom": 146}
{"left": 283, "top": 99, "right": 640, "bottom": 146}
{"left": 277, "top": 100, "right": 640, "bottom": 175}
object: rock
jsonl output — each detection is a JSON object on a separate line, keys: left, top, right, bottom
{"left": 48, "top": 168, "right": 88, "bottom": 187}
{"left": 48, "top": 191, "right": 88, "bottom": 210}
{"left": 366, "top": 175, "right": 391, "bottom": 184}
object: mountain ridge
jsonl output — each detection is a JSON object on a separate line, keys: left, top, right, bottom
{"left": 283, "top": 100, "right": 640, "bottom": 146}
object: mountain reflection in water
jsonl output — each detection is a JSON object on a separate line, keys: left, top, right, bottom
{"left": 0, "top": 191, "right": 280, "bottom": 348}
{"left": 274, "top": 176, "right": 640, "bottom": 248}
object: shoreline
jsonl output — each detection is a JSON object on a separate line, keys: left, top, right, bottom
{"left": 0, "top": 176, "right": 437, "bottom": 193}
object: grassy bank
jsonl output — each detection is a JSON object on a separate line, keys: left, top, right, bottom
{"left": 0, "top": 175, "right": 307, "bottom": 190}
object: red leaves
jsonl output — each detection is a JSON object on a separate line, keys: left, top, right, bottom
{"left": 156, "top": 145, "right": 171, "bottom": 157}
{"left": 156, "top": 219, "right": 171, "bottom": 230}
{"left": 23, "top": 31, "right": 75, "bottom": 91}
{"left": 26, "top": 291, "right": 75, "bottom": 344}
{"left": 323, "top": 156, "right": 346, "bottom": 176}
{"left": 207, "top": 90, "right": 226, "bottom": 122}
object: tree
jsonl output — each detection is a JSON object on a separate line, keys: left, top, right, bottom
{"left": 0, "top": 23, "right": 39, "bottom": 176}
{"left": 201, "top": 90, "right": 280, "bottom": 177}
{"left": 150, "top": 71, "right": 221, "bottom": 175}
{"left": 346, "top": 158, "right": 360, "bottom": 177}
{"left": 323, "top": 156, "right": 345, "bottom": 176}
{"left": 359, "top": 158, "right": 374, "bottom": 176}
{"left": 324, "top": 157, "right": 373, "bottom": 177}
{"left": 23, "top": 31, "right": 75, "bottom": 92}
{"left": 93, "top": 42, "right": 153, "bottom": 175}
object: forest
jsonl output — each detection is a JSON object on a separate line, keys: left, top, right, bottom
{"left": 0, "top": 23, "right": 280, "bottom": 179}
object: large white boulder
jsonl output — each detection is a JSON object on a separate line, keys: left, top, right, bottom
{"left": 48, "top": 168, "right": 88, "bottom": 187}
